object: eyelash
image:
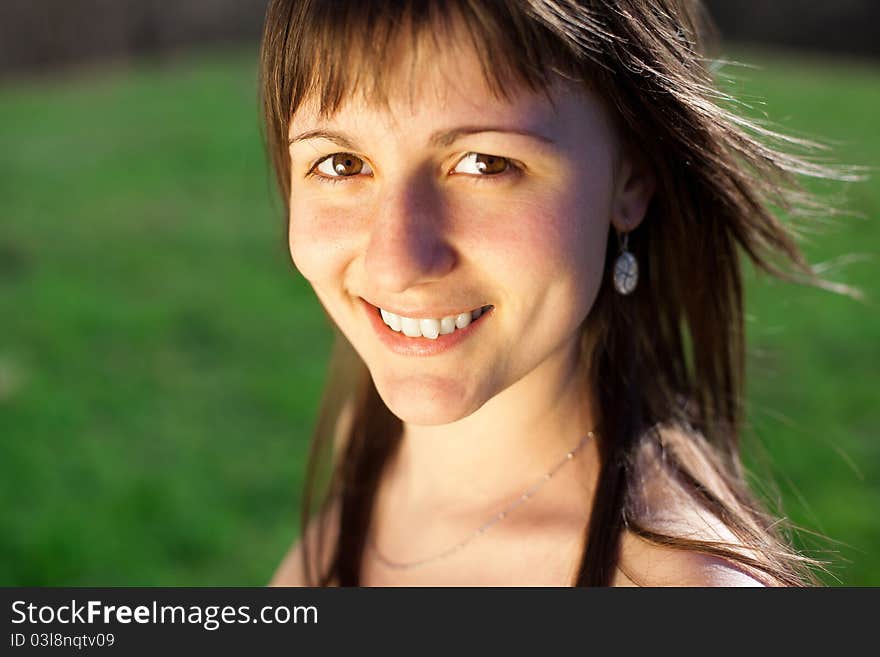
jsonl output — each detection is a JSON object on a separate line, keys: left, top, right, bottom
{"left": 308, "top": 170, "right": 352, "bottom": 186}
{"left": 302, "top": 156, "right": 360, "bottom": 185}
{"left": 305, "top": 153, "right": 522, "bottom": 184}
{"left": 454, "top": 157, "right": 523, "bottom": 184}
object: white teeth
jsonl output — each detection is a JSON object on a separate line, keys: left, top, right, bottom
{"left": 400, "top": 316, "right": 421, "bottom": 337}
{"left": 381, "top": 308, "right": 402, "bottom": 332}
{"left": 419, "top": 318, "right": 440, "bottom": 340}
{"left": 378, "top": 306, "right": 491, "bottom": 338}
{"left": 439, "top": 316, "right": 457, "bottom": 335}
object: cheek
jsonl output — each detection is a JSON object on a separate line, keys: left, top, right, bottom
{"left": 458, "top": 181, "right": 610, "bottom": 296}
{"left": 529, "top": 172, "right": 613, "bottom": 296}
{"left": 287, "top": 198, "right": 360, "bottom": 283}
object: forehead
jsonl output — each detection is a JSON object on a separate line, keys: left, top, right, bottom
{"left": 288, "top": 29, "right": 604, "bottom": 142}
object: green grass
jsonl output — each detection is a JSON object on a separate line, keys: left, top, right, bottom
{"left": 1, "top": 47, "right": 878, "bottom": 585}
{"left": 717, "top": 49, "right": 880, "bottom": 585}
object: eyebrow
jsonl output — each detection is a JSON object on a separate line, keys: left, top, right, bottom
{"left": 288, "top": 126, "right": 556, "bottom": 149}
{"left": 289, "top": 129, "right": 359, "bottom": 150}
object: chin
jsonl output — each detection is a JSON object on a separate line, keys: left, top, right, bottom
{"left": 370, "top": 370, "right": 485, "bottom": 426}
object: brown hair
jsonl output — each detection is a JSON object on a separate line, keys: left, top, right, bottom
{"left": 259, "top": 0, "right": 859, "bottom": 586}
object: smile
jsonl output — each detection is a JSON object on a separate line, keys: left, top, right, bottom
{"left": 379, "top": 305, "right": 493, "bottom": 339}
{"left": 360, "top": 298, "right": 494, "bottom": 357}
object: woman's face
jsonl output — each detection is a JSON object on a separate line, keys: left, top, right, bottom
{"left": 287, "top": 38, "right": 645, "bottom": 426}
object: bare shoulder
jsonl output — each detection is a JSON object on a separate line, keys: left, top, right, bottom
{"left": 612, "top": 426, "right": 772, "bottom": 587}
{"left": 269, "top": 498, "right": 340, "bottom": 587}
{"left": 614, "top": 532, "right": 767, "bottom": 587}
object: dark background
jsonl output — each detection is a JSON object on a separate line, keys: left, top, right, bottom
{"left": 1, "top": 0, "right": 879, "bottom": 78}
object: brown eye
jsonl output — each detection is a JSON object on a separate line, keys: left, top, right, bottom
{"left": 452, "top": 152, "right": 512, "bottom": 176}
{"left": 315, "top": 153, "right": 372, "bottom": 177}
{"left": 332, "top": 153, "right": 363, "bottom": 175}
{"left": 474, "top": 153, "right": 508, "bottom": 174}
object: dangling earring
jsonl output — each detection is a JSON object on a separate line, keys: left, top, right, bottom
{"left": 613, "top": 230, "right": 638, "bottom": 295}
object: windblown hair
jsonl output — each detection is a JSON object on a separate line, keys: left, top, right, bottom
{"left": 259, "top": 0, "right": 856, "bottom": 586}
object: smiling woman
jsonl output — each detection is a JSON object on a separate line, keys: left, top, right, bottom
{"left": 259, "top": 0, "right": 855, "bottom": 587}
{"left": 287, "top": 64, "right": 628, "bottom": 432}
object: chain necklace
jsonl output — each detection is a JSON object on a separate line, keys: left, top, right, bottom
{"left": 368, "top": 431, "right": 595, "bottom": 570}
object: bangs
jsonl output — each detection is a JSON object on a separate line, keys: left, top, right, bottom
{"left": 259, "top": 0, "right": 610, "bottom": 199}
{"left": 263, "top": 0, "right": 603, "bottom": 125}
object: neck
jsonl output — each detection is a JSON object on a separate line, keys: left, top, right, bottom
{"left": 383, "top": 335, "right": 600, "bottom": 517}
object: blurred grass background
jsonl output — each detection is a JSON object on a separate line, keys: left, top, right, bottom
{"left": 0, "top": 46, "right": 877, "bottom": 585}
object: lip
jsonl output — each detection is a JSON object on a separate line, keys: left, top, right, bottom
{"left": 359, "top": 297, "right": 493, "bottom": 357}
{"left": 361, "top": 297, "right": 487, "bottom": 320}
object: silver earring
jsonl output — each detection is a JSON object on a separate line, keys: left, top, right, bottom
{"left": 613, "top": 230, "right": 638, "bottom": 295}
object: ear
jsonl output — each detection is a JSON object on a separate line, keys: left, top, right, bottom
{"left": 611, "top": 144, "right": 655, "bottom": 233}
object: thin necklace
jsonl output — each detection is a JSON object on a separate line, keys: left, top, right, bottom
{"left": 368, "top": 431, "right": 595, "bottom": 570}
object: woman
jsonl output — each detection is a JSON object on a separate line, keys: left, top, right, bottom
{"left": 260, "top": 0, "right": 852, "bottom": 586}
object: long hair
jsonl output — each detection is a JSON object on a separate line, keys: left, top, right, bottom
{"left": 259, "top": 0, "right": 858, "bottom": 586}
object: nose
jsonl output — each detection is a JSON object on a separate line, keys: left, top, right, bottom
{"left": 363, "top": 175, "right": 456, "bottom": 293}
